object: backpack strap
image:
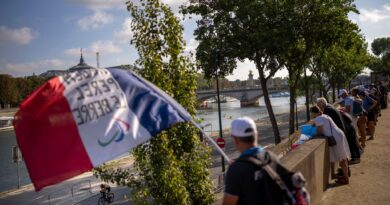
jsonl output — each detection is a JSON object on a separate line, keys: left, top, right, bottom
{"left": 237, "top": 151, "right": 296, "bottom": 205}
{"left": 262, "top": 164, "right": 295, "bottom": 204}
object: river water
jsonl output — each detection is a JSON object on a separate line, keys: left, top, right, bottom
{"left": 0, "top": 96, "right": 305, "bottom": 193}
{"left": 197, "top": 96, "right": 305, "bottom": 133}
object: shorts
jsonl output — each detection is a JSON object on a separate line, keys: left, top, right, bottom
{"left": 367, "top": 112, "right": 377, "bottom": 122}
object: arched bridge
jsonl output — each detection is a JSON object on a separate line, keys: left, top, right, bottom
{"left": 196, "top": 87, "right": 286, "bottom": 107}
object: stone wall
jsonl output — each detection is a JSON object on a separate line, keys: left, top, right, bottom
{"left": 280, "top": 139, "right": 330, "bottom": 204}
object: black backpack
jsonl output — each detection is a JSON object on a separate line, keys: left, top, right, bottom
{"left": 237, "top": 151, "right": 310, "bottom": 205}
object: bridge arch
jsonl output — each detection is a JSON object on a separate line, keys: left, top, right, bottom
{"left": 196, "top": 87, "right": 284, "bottom": 107}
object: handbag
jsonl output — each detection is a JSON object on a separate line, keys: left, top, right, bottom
{"left": 327, "top": 118, "right": 337, "bottom": 147}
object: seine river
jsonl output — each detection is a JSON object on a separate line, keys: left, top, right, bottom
{"left": 197, "top": 96, "right": 305, "bottom": 133}
{"left": 0, "top": 96, "right": 305, "bottom": 193}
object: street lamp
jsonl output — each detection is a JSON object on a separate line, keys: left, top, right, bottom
{"left": 213, "top": 48, "right": 226, "bottom": 173}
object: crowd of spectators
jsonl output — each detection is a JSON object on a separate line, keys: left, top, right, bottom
{"left": 309, "top": 81, "right": 389, "bottom": 185}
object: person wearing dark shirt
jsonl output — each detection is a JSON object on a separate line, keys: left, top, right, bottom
{"left": 316, "top": 97, "right": 346, "bottom": 134}
{"left": 317, "top": 97, "right": 350, "bottom": 176}
{"left": 223, "top": 117, "right": 296, "bottom": 205}
{"left": 379, "top": 82, "right": 388, "bottom": 109}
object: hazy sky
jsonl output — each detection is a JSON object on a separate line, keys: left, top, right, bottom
{"left": 0, "top": 0, "right": 389, "bottom": 80}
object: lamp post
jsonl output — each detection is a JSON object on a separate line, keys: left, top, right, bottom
{"left": 213, "top": 49, "right": 226, "bottom": 173}
{"left": 295, "top": 99, "right": 298, "bottom": 131}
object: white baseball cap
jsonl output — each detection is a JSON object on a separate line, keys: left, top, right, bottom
{"left": 230, "top": 117, "right": 257, "bottom": 137}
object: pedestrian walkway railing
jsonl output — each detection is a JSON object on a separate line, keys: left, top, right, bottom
{"left": 210, "top": 171, "right": 225, "bottom": 194}
{"left": 25, "top": 180, "right": 95, "bottom": 205}
{"left": 70, "top": 180, "right": 94, "bottom": 203}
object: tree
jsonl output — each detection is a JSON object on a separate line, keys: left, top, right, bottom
{"left": 15, "top": 77, "right": 32, "bottom": 103}
{"left": 184, "top": 0, "right": 291, "bottom": 144}
{"left": 94, "top": 1, "right": 214, "bottom": 204}
{"left": 196, "top": 73, "right": 212, "bottom": 90}
{"left": 0, "top": 74, "right": 18, "bottom": 108}
{"left": 370, "top": 37, "right": 390, "bottom": 74}
{"left": 275, "top": 0, "right": 358, "bottom": 134}
{"left": 371, "top": 37, "right": 390, "bottom": 57}
{"left": 308, "top": 23, "right": 370, "bottom": 102}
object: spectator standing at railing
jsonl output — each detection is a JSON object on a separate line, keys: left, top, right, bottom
{"left": 337, "top": 89, "right": 363, "bottom": 164}
{"left": 369, "top": 87, "right": 382, "bottom": 118}
{"left": 310, "top": 106, "right": 350, "bottom": 184}
{"left": 316, "top": 98, "right": 351, "bottom": 181}
{"left": 351, "top": 88, "right": 367, "bottom": 148}
{"left": 340, "top": 111, "right": 362, "bottom": 164}
{"left": 378, "top": 82, "right": 388, "bottom": 109}
{"left": 316, "top": 98, "right": 346, "bottom": 136}
{"left": 358, "top": 91, "right": 378, "bottom": 141}
{"left": 337, "top": 89, "right": 357, "bottom": 129}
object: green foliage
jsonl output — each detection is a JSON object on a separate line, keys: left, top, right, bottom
{"left": 0, "top": 74, "right": 46, "bottom": 108}
{"left": 0, "top": 74, "right": 19, "bottom": 108}
{"left": 94, "top": 0, "right": 214, "bottom": 204}
{"left": 308, "top": 23, "right": 370, "bottom": 102}
{"left": 370, "top": 37, "right": 390, "bottom": 74}
{"left": 271, "top": 0, "right": 358, "bottom": 133}
{"left": 196, "top": 73, "right": 212, "bottom": 90}
{"left": 371, "top": 37, "right": 390, "bottom": 56}
{"left": 183, "top": 0, "right": 291, "bottom": 143}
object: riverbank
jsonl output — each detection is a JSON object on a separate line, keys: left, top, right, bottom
{"left": 0, "top": 108, "right": 17, "bottom": 117}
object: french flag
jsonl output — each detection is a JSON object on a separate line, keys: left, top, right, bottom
{"left": 14, "top": 68, "right": 192, "bottom": 191}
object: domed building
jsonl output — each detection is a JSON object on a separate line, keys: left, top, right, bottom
{"left": 40, "top": 50, "right": 96, "bottom": 78}
{"left": 39, "top": 49, "right": 136, "bottom": 79}
{"left": 68, "top": 50, "right": 96, "bottom": 72}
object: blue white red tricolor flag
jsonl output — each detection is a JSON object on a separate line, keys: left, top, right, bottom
{"left": 14, "top": 68, "right": 193, "bottom": 191}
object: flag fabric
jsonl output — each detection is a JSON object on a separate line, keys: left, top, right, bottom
{"left": 14, "top": 68, "right": 192, "bottom": 191}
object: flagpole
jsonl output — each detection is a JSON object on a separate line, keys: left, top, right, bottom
{"left": 124, "top": 70, "right": 231, "bottom": 163}
{"left": 191, "top": 120, "right": 230, "bottom": 163}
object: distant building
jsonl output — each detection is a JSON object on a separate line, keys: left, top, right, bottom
{"left": 39, "top": 70, "right": 68, "bottom": 78}
{"left": 247, "top": 70, "right": 254, "bottom": 87}
{"left": 267, "top": 77, "right": 288, "bottom": 89}
{"left": 68, "top": 52, "right": 95, "bottom": 72}
{"left": 39, "top": 51, "right": 94, "bottom": 78}
{"left": 39, "top": 50, "right": 136, "bottom": 78}
{"left": 350, "top": 75, "right": 370, "bottom": 87}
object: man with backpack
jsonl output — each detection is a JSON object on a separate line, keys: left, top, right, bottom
{"left": 222, "top": 117, "right": 309, "bottom": 205}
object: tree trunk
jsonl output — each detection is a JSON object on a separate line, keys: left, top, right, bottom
{"left": 304, "top": 69, "right": 310, "bottom": 121}
{"left": 322, "top": 85, "right": 329, "bottom": 102}
{"left": 289, "top": 84, "right": 296, "bottom": 135}
{"left": 259, "top": 71, "right": 281, "bottom": 144}
{"left": 288, "top": 68, "right": 299, "bottom": 135}
{"left": 337, "top": 82, "right": 341, "bottom": 96}
{"left": 332, "top": 84, "right": 336, "bottom": 103}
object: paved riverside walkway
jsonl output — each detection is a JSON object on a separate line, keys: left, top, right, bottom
{"left": 0, "top": 157, "right": 132, "bottom": 205}
{"left": 317, "top": 107, "right": 390, "bottom": 205}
